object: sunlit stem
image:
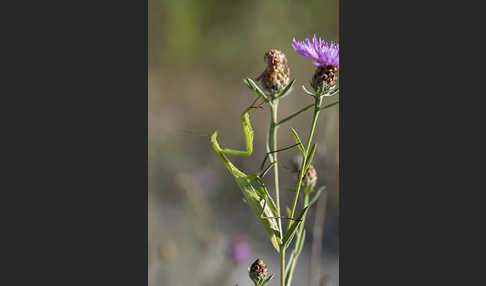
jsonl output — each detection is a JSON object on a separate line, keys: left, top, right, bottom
{"left": 267, "top": 98, "right": 286, "bottom": 286}
{"left": 285, "top": 192, "right": 309, "bottom": 286}
{"left": 288, "top": 94, "right": 323, "bottom": 229}
{"left": 277, "top": 103, "right": 314, "bottom": 126}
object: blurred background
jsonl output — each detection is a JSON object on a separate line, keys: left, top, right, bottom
{"left": 149, "top": 0, "right": 339, "bottom": 285}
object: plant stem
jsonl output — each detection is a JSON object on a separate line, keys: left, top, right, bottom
{"left": 289, "top": 95, "right": 323, "bottom": 228}
{"left": 269, "top": 101, "right": 281, "bottom": 233}
{"left": 268, "top": 100, "right": 285, "bottom": 286}
{"left": 310, "top": 190, "right": 328, "bottom": 286}
{"left": 285, "top": 95, "right": 324, "bottom": 286}
{"left": 277, "top": 103, "right": 314, "bottom": 126}
{"left": 286, "top": 192, "right": 310, "bottom": 286}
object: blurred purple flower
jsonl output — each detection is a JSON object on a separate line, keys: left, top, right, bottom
{"left": 227, "top": 235, "right": 251, "bottom": 264}
{"left": 292, "top": 35, "right": 339, "bottom": 68}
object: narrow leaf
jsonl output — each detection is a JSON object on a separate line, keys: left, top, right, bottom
{"left": 286, "top": 206, "right": 291, "bottom": 218}
{"left": 290, "top": 128, "right": 305, "bottom": 156}
{"left": 281, "top": 206, "right": 309, "bottom": 248}
{"left": 277, "top": 103, "right": 314, "bottom": 126}
{"left": 324, "top": 88, "right": 339, "bottom": 97}
{"left": 297, "top": 229, "right": 306, "bottom": 253}
{"left": 261, "top": 274, "right": 274, "bottom": 286}
{"left": 306, "top": 186, "right": 325, "bottom": 208}
{"left": 274, "top": 79, "right": 295, "bottom": 100}
{"left": 302, "top": 85, "right": 315, "bottom": 96}
{"left": 245, "top": 78, "right": 269, "bottom": 104}
{"left": 319, "top": 100, "right": 340, "bottom": 111}
{"left": 304, "top": 143, "right": 317, "bottom": 171}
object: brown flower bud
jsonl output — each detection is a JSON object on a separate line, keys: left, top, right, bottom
{"left": 311, "top": 64, "right": 338, "bottom": 92}
{"left": 256, "top": 50, "right": 290, "bottom": 94}
{"left": 249, "top": 258, "right": 268, "bottom": 282}
{"left": 303, "top": 164, "right": 318, "bottom": 188}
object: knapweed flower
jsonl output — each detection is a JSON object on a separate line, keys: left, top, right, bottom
{"left": 256, "top": 49, "right": 290, "bottom": 94}
{"left": 249, "top": 258, "right": 268, "bottom": 282}
{"left": 292, "top": 35, "right": 339, "bottom": 91}
{"left": 227, "top": 235, "right": 251, "bottom": 264}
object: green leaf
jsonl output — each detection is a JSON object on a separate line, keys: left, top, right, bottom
{"left": 274, "top": 79, "right": 295, "bottom": 100}
{"left": 290, "top": 128, "right": 305, "bottom": 156}
{"left": 324, "top": 88, "right": 339, "bottom": 97}
{"left": 319, "top": 100, "right": 340, "bottom": 111}
{"left": 302, "top": 85, "right": 315, "bottom": 96}
{"left": 281, "top": 206, "right": 309, "bottom": 248}
{"left": 286, "top": 206, "right": 291, "bottom": 218}
{"left": 297, "top": 229, "right": 306, "bottom": 253}
{"left": 306, "top": 186, "right": 325, "bottom": 208}
{"left": 304, "top": 143, "right": 317, "bottom": 171}
{"left": 277, "top": 103, "right": 314, "bottom": 126}
{"left": 260, "top": 274, "right": 274, "bottom": 286}
{"left": 245, "top": 78, "right": 269, "bottom": 104}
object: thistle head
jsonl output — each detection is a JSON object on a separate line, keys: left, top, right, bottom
{"left": 256, "top": 49, "right": 290, "bottom": 94}
{"left": 312, "top": 64, "right": 338, "bottom": 92}
{"left": 292, "top": 35, "right": 339, "bottom": 92}
{"left": 249, "top": 258, "right": 268, "bottom": 282}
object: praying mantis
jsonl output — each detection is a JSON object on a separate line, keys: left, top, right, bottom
{"left": 210, "top": 91, "right": 313, "bottom": 253}
{"left": 210, "top": 77, "right": 339, "bottom": 286}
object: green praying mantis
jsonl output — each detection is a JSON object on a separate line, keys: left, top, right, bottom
{"left": 210, "top": 79, "right": 333, "bottom": 253}
{"left": 210, "top": 76, "right": 339, "bottom": 286}
{"left": 210, "top": 100, "right": 287, "bottom": 252}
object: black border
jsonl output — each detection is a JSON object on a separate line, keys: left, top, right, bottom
{"left": 6, "top": 0, "right": 149, "bottom": 284}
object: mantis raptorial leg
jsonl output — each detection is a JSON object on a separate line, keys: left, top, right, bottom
{"left": 210, "top": 99, "right": 302, "bottom": 251}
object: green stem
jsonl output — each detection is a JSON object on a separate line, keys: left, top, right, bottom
{"left": 269, "top": 102, "right": 281, "bottom": 230}
{"left": 268, "top": 100, "right": 285, "bottom": 286}
{"left": 286, "top": 192, "right": 310, "bottom": 286}
{"left": 289, "top": 95, "right": 323, "bottom": 228}
{"left": 277, "top": 103, "right": 314, "bottom": 126}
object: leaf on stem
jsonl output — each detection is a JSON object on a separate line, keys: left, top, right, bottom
{"left": 324, "top": 88, "right": 339, "bottom": 97}
{"left": 306, "top": 186, "right": 326, "bottom": 208}
{"left": 277, "top": 103, "right": 314, "bottom": 126}
{"left": 274, "top": 79, "right": 295, "bottom": 100}
{"left": 302, "top": 85, "right": 315, "bottom": 97}
{"left": 281, "top": 205, "right": 310, "bottom": 249}
{"left": 290, "top": 128, "right": 305, "bottom": 156}
{"left": 319, "top": 100, "right": 340, "bottom": 111}
{"left": 245, "top": 78, "right": 270, "bottom": 104}
{"left": 260, "top": 274, "right": 274, "bottom": 286}
{"left": 304, "top": 143, "right": 317, "bottom": 171}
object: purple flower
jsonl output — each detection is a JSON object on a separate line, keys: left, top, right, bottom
{"left": 227, "top": 235, "right": 251, "bottom": 264}
{"left": 292, "top": 35, "right": 339, "bottom": 68}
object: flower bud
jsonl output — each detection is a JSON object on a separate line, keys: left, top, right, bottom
{"left": 303, "top": 164, "right": 318, "bottom": 188}
{"left": 311, "top": 64, "right": 338, "bottom": 92}
{"left": 249, "top": 258, "right": 268, "bottom": 282}
{"left": 256, "top": 50, "right": 290, "bottom": 94}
